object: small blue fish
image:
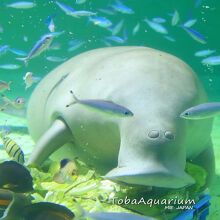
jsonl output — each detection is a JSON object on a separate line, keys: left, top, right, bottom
{"left": 70, "top": 10, "right": 97, "bottom": 18}
{"left": 0, "top": 64, "right": 21, "bottom": 70}
{"left": 201, "top": 56, "right": 220, "bottom": 65}
{"left": 0, "top": 45, "right": 9, "bottom": 55}
{"left": 164, "top": 35, "right": 176, "bottom": 42}
{"left": 6, "top": 1, "right": 36, "bottom": 9}
{"left": 89, "top": 17, "right": 112, "bottom": 28}
{"left": 16, "top": 34, "right": 53, "bottom": 65}
{"left": 109, "top": 19, "right": 124, "bottom": 36}
{"left": 111, "top": 1, "right": 134, "bottom": 14}
{"left": 98, "top": 8, "right": 116, "bottom": 15}
{"left": 67, "top": 40, "right": 85, "bottom": 52}
{"left": 105, "top": 36, "right": 125, "bottom": 44}
{"left": 46, "top": 56, "right": 67, "bottom": 62}
{"left": 171, "top": 10, "right": 180, "bottom": 26}
{"left": 132, "top": 22, "right": 140, "bottom": 36}
{"left": 66, "top": 90, "right": 133, "bottom": 117}
{"left": 144, "top": 18, "right": 168, "bottom": 34}
{"left": 49, "top": 42, "right": 61, "bottom": 50}
{"left": 55, "top": 1, "right": 75, "bottom": 15}
{"left": 152, "top": 17, "right": 166, "bottom": 23}
{"left": 76, "top": 0, "right": 86, "bottom": 4}
{"left": 194, "top": 49, "right": 216, "bottom": 57}
{"left": 183, "top": 19, "right": 197, "bottom": 28}
{"left": 180, "top": 102, "right": 220, "bottom": 119}
{"left": 180, "top": 25, "right": 206, "bottom": 44}
{"left": 8, "top": 48, "right": 27, "bottom": 56}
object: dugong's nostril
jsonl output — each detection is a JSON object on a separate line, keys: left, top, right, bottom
{"left": 164, "top": 131, "right": 175, "bottom": 140}
{"left": 148, "top": 130, "right": 159, "bottom": 138}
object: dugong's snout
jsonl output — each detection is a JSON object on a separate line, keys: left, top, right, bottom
{"left": 105, "top": 129, "right": 195, "bottom": 189}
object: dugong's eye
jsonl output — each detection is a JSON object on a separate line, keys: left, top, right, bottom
{"left": 148, "top": 130, "right": 159, "bottom": 138}
{"left": 164, "top": 131, "right": 175, "bottom": 140}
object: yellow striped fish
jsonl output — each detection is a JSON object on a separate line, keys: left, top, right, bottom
{"left": 0, "top": 136, "right": 24, "bottom": 164}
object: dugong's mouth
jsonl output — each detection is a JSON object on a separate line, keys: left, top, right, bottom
{"left": 105, "top": 165, "right": 195, "bottom": 189}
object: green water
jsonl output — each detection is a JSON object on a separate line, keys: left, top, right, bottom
{"left": 0, "top": 0, "right": 220, "bottom": 219}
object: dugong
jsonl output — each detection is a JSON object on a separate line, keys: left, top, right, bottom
{"left": 27, "top": 46, "right": 214, "bottom": 189}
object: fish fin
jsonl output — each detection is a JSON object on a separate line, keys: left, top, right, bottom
{"left": 1, "top": 95, "right": 12, "bottom": 105}
{"left": 66, "top": 90, "right": 78, "bottom": 107}
{"left": 16, "top": 57, "right": 28, "bottom": 67}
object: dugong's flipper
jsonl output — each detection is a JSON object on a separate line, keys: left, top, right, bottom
{"left": 27, "top": 119, "right": 72, "bottom": 166}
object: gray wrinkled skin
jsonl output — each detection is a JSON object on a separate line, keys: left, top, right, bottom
{"left": 27, "top": 46, "right": 214, "bottom": 189}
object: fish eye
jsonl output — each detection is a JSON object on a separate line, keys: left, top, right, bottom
{"left": 17, "top": 99, "right": 21, "bottom": 103}
{"left": 184, "top": 112, "right": 189, "bottom": 116}
{"left": 124, "top": 111, "right": 129, "bottom": 115}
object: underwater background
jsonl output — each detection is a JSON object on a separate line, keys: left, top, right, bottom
{"left": 0, "top": 0, "right": 220, "bottom": 219}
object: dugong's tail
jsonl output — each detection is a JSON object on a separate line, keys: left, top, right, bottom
{"left": 27, "top": 119, "right": 72, "bottom": 166}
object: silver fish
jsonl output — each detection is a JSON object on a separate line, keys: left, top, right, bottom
{"left": 194, "top": 49, "right": 216, "bottom": 57}
{"left": 110, "top": 1, "right": 134, "bottom": 14}
{"left": 0, "top": 64, "right": 21, "bottom": 70}
{"left": 201, "top": 55, "right": 220, "bottom": 65}
{"left": 6, "top": 1, "right": 36, "bottom": 9}
{"left": 67, "top": 40, "right": 85, "bottom": 52}
{"left": 180, "top": 102, "right": 220, "bottom": 119}
{"left": 164, "top": 35, "right": 176, "bottom": 42}
{"left": 70, "top": 10, "right": 97, "bottom": 18}
{"left": 152, "top": 17, "right": 166, "bottom": 23}
{"left": 66, "top": 90, "right": 133, "bottom": 117}
{"left": 180, "top": 25, "right": 206, "bottom": 44}
{"left": 8, "top": 48, "right": 27, "bottom": 56}
{"left": 55, "top": 1, "right": 75, "bottom": 15}
{"left": 144, "top": 18, "right": 168, "bottom": 34}
{"left": 132, "top": 22, "right": 140, "bottom": 36}
{"left": 16, "top": 34, "right": 53, "bottom": 65}
{"left": 46, "top": 56, "right": 67, "bottom": 62}
{"left": 183, "top": 18, "right": 197, "bottom": 28}
{"left": 109, "top": 19, "right": 124, "bottom": 36}
{"left": 105, "top": 36, "right": 125, "bottom": 44}
{"left": 171, "top": 10, "right": 180, "bottom": 26}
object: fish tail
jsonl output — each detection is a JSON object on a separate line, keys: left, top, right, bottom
{"left": 66, "top": 90, "right": 78, "bottom": 107}
{"left": 16, "top": 57, "right": 28, "bottom": 67}
{"left": 8, "top": 80, "right": 12, "bottom": 90}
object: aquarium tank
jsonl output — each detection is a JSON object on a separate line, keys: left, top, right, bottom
{"left": 0, "top": 0, "right": 220, "bottom": 219}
